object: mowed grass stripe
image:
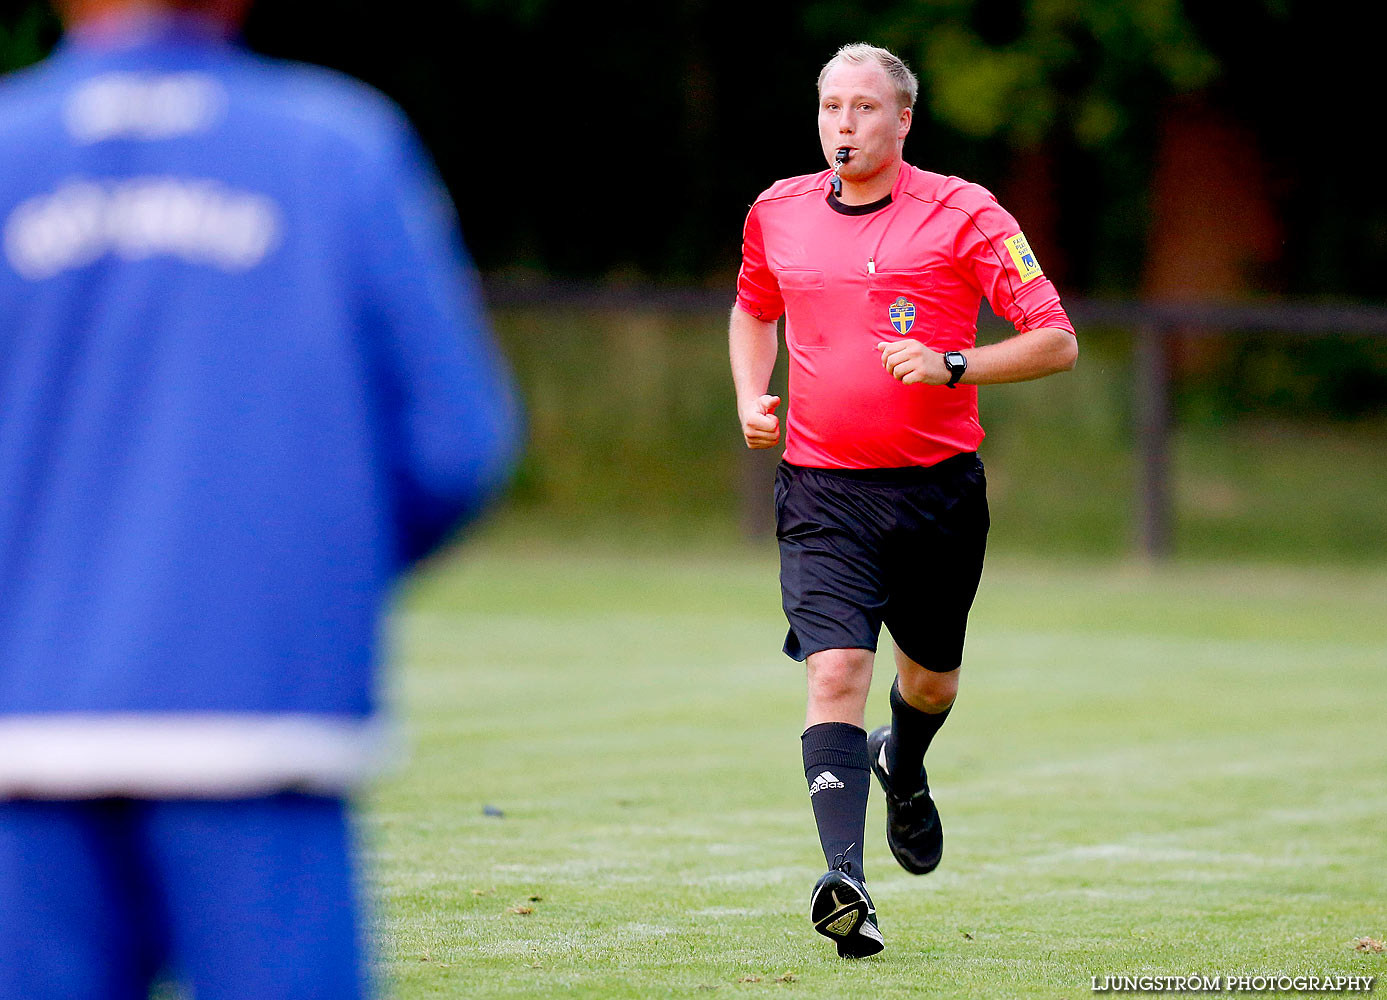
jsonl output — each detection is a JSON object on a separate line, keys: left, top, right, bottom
{"left": 367, "top": 549, "right": 1386, "bottom": 999}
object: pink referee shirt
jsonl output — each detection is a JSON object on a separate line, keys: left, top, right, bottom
{"left": 736, "top": 162, "right": 1074, "bottom": 469}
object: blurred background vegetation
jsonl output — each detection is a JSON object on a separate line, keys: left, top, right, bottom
{"left": 3, "top": 0, "right": 1383, "bottom": 563}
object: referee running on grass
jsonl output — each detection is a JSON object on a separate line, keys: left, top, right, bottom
{"left": 730, "top": 43, "right": 1077, "bottom": 957}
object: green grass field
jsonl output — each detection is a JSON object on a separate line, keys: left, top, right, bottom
{"left": 366, "top": 543, "right": 1386, "bottom": 999}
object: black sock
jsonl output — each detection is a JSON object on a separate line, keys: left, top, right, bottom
{"left": 885, "top": 678, "right": 952, "bottom": 793}
{"left": 801, "top": 722, "right": 870, "bottom": 883}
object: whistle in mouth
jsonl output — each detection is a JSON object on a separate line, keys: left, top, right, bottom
{"left": 830, "top": 147, "right": 849, "bottom": 197}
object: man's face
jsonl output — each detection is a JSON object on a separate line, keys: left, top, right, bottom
{"left": 817, "top": 61, "right": 911, "bottom": 187}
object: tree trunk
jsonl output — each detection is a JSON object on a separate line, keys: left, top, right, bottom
{"left": 1143, "top": 95, "right": 1281, "bottom": 301}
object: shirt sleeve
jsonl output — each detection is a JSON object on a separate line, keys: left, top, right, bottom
{"left": 952, "top": 188, "right": 1074, "bottom": 336}
{"left": 360, "top": 119, "right": 523, "bottom": 566}
{"left": 734, "top": 202, "right": 784, "bottom": 322}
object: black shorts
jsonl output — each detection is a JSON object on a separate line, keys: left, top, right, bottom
{"left": 774, "top": 453, "right": 989, "bottom": 671}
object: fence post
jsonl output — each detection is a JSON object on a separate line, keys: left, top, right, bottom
{"left": 1134, "top": 324, "right": 1173, "bottom": 559}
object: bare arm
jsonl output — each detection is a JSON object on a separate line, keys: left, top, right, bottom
{"left": 729, "top": 305, "right": 782, "bottom": 448}
{"left": 875, "top": 327, "right": 1077, "bottom": 386}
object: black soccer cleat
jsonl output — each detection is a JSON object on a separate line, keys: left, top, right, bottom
{"left": 867, "top": 725, "right": 944, "bottom": 875}
{"left": 810, "top": 863, "right": 884, "bottom": 958}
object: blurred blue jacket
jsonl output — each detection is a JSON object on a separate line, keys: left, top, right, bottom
{"left": 0, "top": 12, "right": 521, "bottom": 797}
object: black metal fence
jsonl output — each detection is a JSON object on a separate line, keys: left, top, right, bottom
{"left": 1069, "top": 301, "right": 1387, "bottom": 558}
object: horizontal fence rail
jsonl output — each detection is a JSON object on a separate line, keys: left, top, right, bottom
{"left": 485, "top": 279, "right": 1387, "bottom": 333}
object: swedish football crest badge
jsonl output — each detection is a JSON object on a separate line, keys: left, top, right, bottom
{"left": 888, "top": 296, "right": 915, "bottom": 335}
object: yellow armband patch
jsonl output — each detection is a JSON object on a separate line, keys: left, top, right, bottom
{"left": 1004, "top": 232, "right": 1043, "bottom": 284}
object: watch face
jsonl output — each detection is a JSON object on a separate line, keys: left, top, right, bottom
{"left": 944, "top": 352, "right": 966, "bottom": 386}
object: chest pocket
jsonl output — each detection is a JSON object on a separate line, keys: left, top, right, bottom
{"left": 868, "top": 268, "right": 937, "bottom": 345}
{"left": 776, "top": 268, "right": 827, "bottom": 348}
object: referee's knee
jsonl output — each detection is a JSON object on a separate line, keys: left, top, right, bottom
{"left": 897, "top": 665, "right": 959, "bottom": 713}
{"left": 806, "top": 648, "right": 874, "bottom": 701}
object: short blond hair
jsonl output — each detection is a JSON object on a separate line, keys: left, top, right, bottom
{"left": 817, "top": 43, "right": 918, "bottom": 111}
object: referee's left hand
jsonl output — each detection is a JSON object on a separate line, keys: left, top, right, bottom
{"left": 876, "top": 339, "right": 944, "bottom": 385}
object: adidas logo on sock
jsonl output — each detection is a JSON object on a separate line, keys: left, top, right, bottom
{"left": 808, "top": 770, "right": 846, "bottom": 797}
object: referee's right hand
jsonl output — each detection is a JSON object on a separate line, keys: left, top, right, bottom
{"left": 741, "top": 394, "right": 781, "bottom": 449}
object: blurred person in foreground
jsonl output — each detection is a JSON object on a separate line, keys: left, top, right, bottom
{"left": 0, "top": 0, "right": 520, "bottom": 995}
{"left": 730, "top": 43, "right": 1077, "bottom": 958}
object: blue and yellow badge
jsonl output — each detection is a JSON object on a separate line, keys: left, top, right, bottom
{"left": 1004, "top": 232, "right": 1043, "bottom": 284}
{"left": 888, "top": 296, "right": 916, "bottom": 335}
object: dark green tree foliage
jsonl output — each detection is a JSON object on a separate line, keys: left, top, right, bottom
{"left": 808, "top": 0, "right": 1217, "bottom": 149}
{"left": 1, "top": 0, "right": 1382, "bottom": 301}
{"left": 814, "top": 0, "right": 1383, "bottom": 301}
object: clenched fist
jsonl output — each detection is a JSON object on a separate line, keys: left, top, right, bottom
{"left": 876, "top": 339, "right": 946, "bottom": 385}
{"left": 740, "top": 394, "right": 781, "bottom": 449}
